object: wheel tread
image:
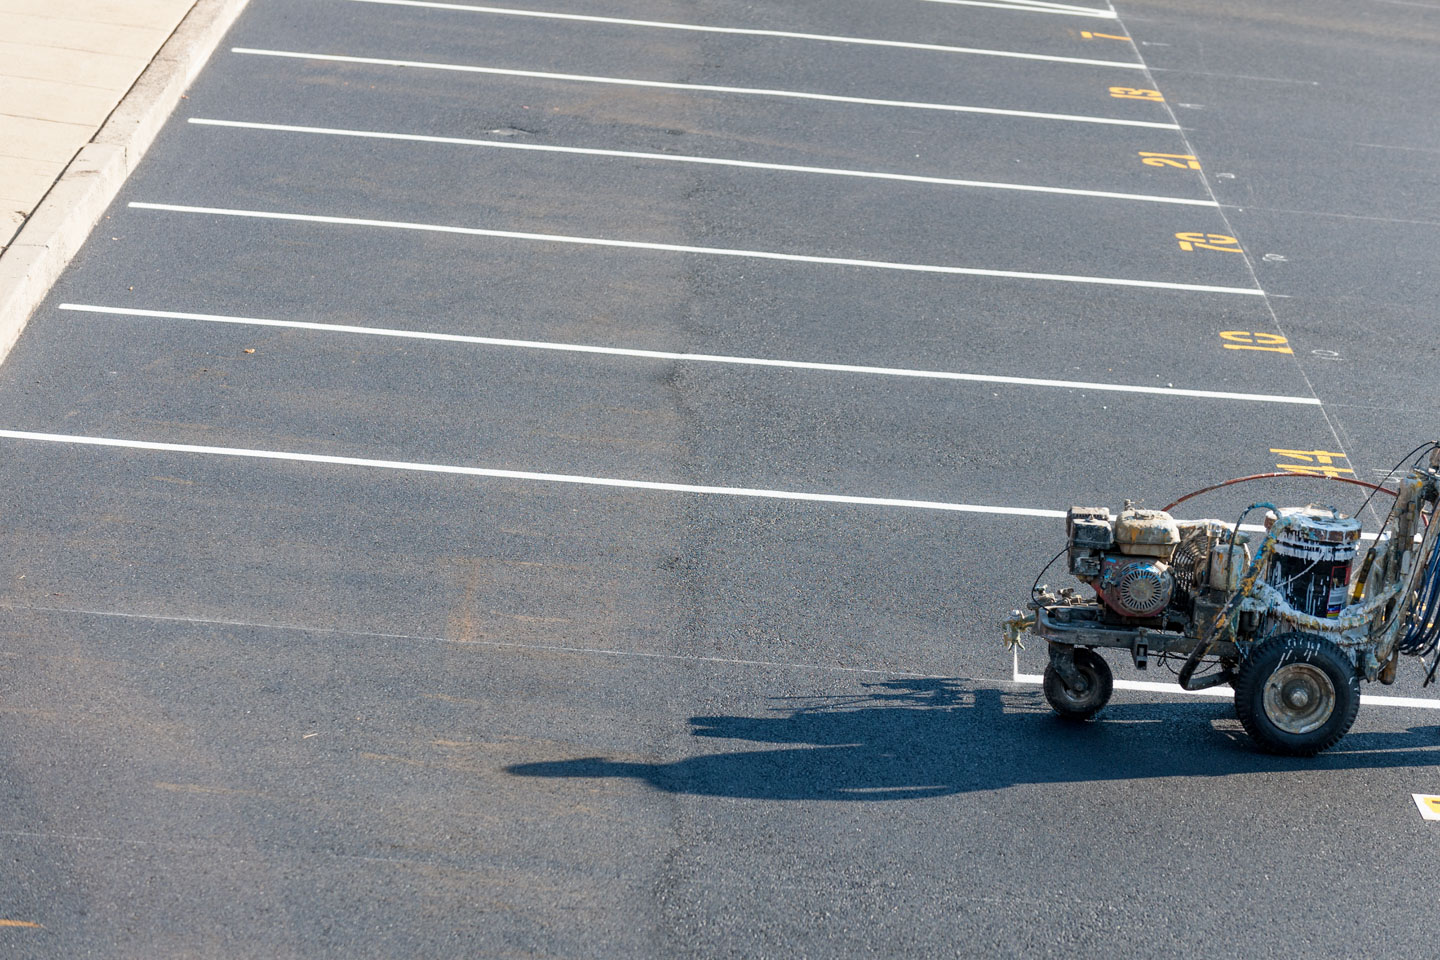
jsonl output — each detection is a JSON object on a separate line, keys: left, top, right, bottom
{"left": 1042, "top": 648, "right": 1114, "bottom": 721}
{"left": 1234, "top": 632, "right": 1360, "bottom": 756}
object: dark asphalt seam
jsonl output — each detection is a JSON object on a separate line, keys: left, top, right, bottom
{"left": 8, "top": 603, "right": 975, "bottom": 681}
{"left": 1217, "top": 204, "right": 1440, "bottom": 229}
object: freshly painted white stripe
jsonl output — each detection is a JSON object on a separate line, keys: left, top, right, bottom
{"left": 343, "top": 0, "right": 1144, "bottom": 69}
{"left": 1014, "top": 670, "right": 1229, "bottom": 698}
{"left": 230, "top": 47, "right": 1178, "bottom": 130}
{"left": 127, "top": 202, "right": 1264, "bottom": 296}
{"left": 1003, "top": 0, "right": 1112, "bottom": 9}
{"left": 1012, "top": 671, "right": 1440, "bottom": 709}
{"left": 1, "top": 429, "right": 1372, "bottom": 532}
{"left": 0, "top": 428, "right": 1068, "bottom": 517}
{"left": 187, "top": 118, "right": 1216, "bottom": 208}
{"left": 915, "top": 0, "right": 1117, "bottom": 18}
{"left": 1000, "top": 0, "right": 1117, "bottom": 11}
{"left": 58, "top": 303, "right": 1317, "bottom": 406}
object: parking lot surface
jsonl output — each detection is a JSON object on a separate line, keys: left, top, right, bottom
{"left": 3, "top": 0, "right": 1440, "bottom": 956}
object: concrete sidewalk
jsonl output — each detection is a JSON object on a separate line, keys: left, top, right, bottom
{"left": 0, "top": 0, "right": 250, "bottom": 365}
{"left": 1, "top": 0, "right": 199, "bottom": 250}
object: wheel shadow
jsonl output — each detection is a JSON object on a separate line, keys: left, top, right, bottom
{"left": 505, "top": 678, "right": 1440, "bottom": 800}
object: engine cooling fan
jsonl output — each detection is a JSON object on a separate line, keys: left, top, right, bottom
{"left": 1099, "top": 557, "right": 1174, "bottom": 618}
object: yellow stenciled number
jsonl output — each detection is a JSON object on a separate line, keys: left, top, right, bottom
{"left": 1270, "top": 449, "right": 1354, "bottom": 478}
{"left": 1109, "top": 87, "right": 1163, "bottom": 101}
{"left": 1081, "top": 31, "right": 1130, "bottom": 41}
{"left": 1140, "top": 151, "right": 1200, "bottom": 171}
{"left": 1220, "top": 331, "right": 1292, "bottom": 354}
{"left": 1176, "top": 232, "right": 1241, "bottom": 253}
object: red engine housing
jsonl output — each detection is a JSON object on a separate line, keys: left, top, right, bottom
{"left": 1097, "top": 555, "right": 1174, "bottom": 618}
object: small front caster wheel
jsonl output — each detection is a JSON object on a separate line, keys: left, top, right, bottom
{"left": 1234, "top": 632, "right": 1360, "bottom": 756}
{"left": 1043, "top": 647, "right": 1113, "bottom": 721}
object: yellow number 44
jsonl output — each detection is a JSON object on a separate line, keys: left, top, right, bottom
{"left": 1271, "top": 449, "right": 1353, "bottom": 478}
{"left": 1110, "top": 87, "right": 1163, "bottom": 101}
{"left": 1176, "top": 232, "right": 1241, "bottom": 253}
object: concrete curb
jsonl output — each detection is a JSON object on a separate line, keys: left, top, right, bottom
{"left": 0, "top": 0, "right": 252, "bottom": 366}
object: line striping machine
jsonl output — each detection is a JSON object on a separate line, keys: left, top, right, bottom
{"left": 1004, "top": 445, "right": 1440, "bottom": 755}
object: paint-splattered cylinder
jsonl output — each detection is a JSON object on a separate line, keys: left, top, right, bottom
{"left": 1265, "top": 508, "right": 1363, "bottom": 618}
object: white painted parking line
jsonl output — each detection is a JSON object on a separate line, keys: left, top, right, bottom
{"left": 188, "top": 118, "right": 1216, "bottom": 208}
{"left": 230, "top": 48, "right": 1179, "bottom": 130}
{"left": 58, "top": 303, "right": 1317, "bottom": 406}
{"left": 1005, "top": 0, "right": 1116, "bottom": 10}
{"left": 128, "top": 202, "right": 1265, "bottom": 296}
{"left": 1007, "top": 0, "right": 1111, "bottom": 8}
{"left": 916, "top": 0, "right": 1118, "bottom": 19}
{"left": 1011, "top": 671, "right": 1440, "bottom": 710}
{"left": 0, "top": 432, "right": 1374, "bottom": 530}
{"left": 1012, "top": 665, "right": 1440, "bottom": 711}
{"left": 343, "top": 0, "right": 1145, "bottom": 70}
{"left": 0, "top": 428, "right": 1070, "bottom": 517}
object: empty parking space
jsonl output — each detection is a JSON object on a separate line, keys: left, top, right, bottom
{"left": 230, "top": 5, "right": 1154, "bottom": 122}
{"left": 198, "top": 52, "right": 1198, "bottom": 197}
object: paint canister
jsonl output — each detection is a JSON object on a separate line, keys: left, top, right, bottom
{"left": 1264, "top": 508, "right": 1363, "bottom": 617}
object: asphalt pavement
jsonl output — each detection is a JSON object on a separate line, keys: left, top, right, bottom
{"left": 3, "top": 0, "right": 1440, "bottom": 956}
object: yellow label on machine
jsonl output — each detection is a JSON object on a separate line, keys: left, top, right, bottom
{"left": 1412, "top": 794, "right": 1440, "bottom": 821}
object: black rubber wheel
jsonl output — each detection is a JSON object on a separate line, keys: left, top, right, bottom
{"left": 1233, "top": 632, "right": 1360, "bottom": 756}
{"left": 1043, "top": 647, "right": 1114, "bottom": 721}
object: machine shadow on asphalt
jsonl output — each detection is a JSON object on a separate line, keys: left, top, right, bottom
{"left": 506, "top": 679, "right": 1440, "bottom": 800}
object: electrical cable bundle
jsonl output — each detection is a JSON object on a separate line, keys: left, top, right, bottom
{"left": 1384, "top": 444, "right": 1440, "bottom": 683}
{"left": 1400, "top": 533, "right": 1440, "bottom": 659}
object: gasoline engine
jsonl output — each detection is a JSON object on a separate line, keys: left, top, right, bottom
{"left": 1004, "top": 446, "right": 1440, "bottom": 756}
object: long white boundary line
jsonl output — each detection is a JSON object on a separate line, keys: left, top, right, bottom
{"left": 58, "top": 303, "right": 1317, "bottom": 406}
{"left": 127, "top": 202, "right": 1264, "bottom": 296}
{"left": 229, "top": 48, "right": 1178, "bottom": 130}
{"left": 0, "top": 431, "right": 1378, "bottom": 534}
{"left": 0, "top": 428, "right": 1069, "bottom": 516}
{"left": 916, "top": 0, "right": 1118, "bottom": 18}
{"left": 343, "top": 0, "right": 1144, "bottom": 69}
{"left": 187, "top": 118, "right": 1216, "bottom": 208}
{"left": 1011, "top": 651, "right": 1440, "bottom": 709}
{"left": 988, "top": 0, "right": 1114, "bottom": 10}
